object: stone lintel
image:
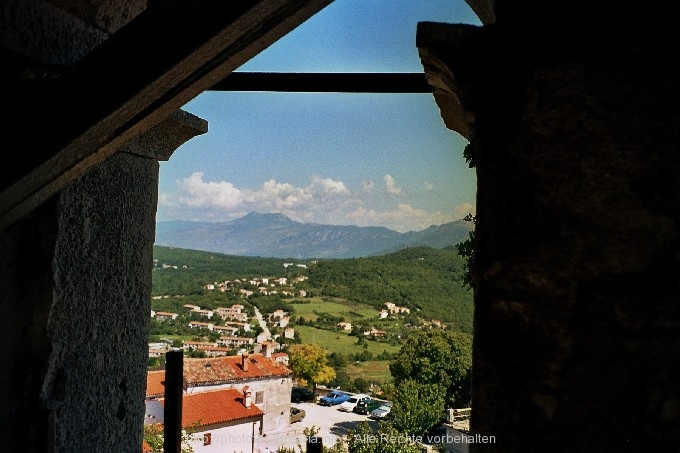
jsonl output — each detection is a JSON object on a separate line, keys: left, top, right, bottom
{"left": 416, "top": 22, "right": 482, "bottom": 140}
{"left": 121, "top": 109, "right": 208, "bottom": 161}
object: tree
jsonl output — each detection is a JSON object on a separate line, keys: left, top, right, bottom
{"left": 143, "top": 422, "right": 198, "bottom": 453}
{"left": 148, "top": 356, "right": 162, "bottom": 369}
{"left": 354, "top": 378, "right": 370, "bottom": 393}
{"left": 391, "top": 380, "right": 446, "bottom": 437}
{"left": 455, "top": 213, "right": 476, "bottom": 289}
{"left": 328, "top": 352, "right": 348, "bottom": 368}
{"left": 389, "top": 330, "right": 472, "bottom": 408}
{"left": 329, "top": 368, "right": 352, "bottom": 390}
{"left": 288, "top": 343, "right": 336, "bottom": 389}
{"left": 346, "top": 420, "right": 426, "bottom": 453}
{"left": 278, "top": 425, "right": 347, "bottom": 453}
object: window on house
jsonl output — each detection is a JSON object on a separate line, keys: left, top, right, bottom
{"left": 204, "top": 433, "right": 212, "bottom": 446}
{"left": 255, "top": 391, "right": 264, "bottom": 404}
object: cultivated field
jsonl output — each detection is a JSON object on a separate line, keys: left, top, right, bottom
{"left": 291, "top": 297, "right": 379, "bottom": 322}
{"left": 295, "top": 326, "right": 400, "bottom": 356}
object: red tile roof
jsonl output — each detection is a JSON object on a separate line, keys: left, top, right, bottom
{"left": 142, "top": 439, "right": 154, "bottom": 453}
{"left": 160, "top": 388, "right": 263, "bottom": 428}
{"left": 146, "top": 370, "right": 166, "bottom": 399}
{"left": 183, "top": 353, "right": 292, "bottom": 386}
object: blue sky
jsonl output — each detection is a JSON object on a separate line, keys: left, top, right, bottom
{"left": 157, "top": 0, "right": 481, "bottom": 233}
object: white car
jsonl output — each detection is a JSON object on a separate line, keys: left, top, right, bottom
{"left": 369, "top": 404, "right": 393, "bottom": 419}
{"left": 338, "top": 394, "right": 371, "bottom": 412}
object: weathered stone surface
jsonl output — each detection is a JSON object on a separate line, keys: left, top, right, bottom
{"left": 43, "top": 152, "right": 157, "bottom": 452}
{"left": 121, "top": 109, "right": 208, "bottom": 161}
{"left": 0, "top": 0, "right": 108, "bottom": 66}
{"left": 420, "top": 15, "right": 680, "bottom": 453}
{"left": 417, "top": 23, "right": 480, "bottom": 140}
{"left": 47, "top": 0, "right": 147, "bottom": 34}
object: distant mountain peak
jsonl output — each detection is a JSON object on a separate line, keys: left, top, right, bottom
{"left": 155, "top": 214, "right": 473, "bottom": 259}
{"left": 235, "top": 212, "right": 297, "bottom": 225}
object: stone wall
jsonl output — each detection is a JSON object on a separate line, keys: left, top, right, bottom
{"left": 41, "top": 152, "right": 157, "bottom": 451}
{"left": 419, "top": 2, "right": 680, "bottom": 451}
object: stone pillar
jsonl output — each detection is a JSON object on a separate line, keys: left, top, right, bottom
{"left": 0, "top": 110, "right": 206, "bottom": 452}
{"left": 418, "top": 6, "right": 680, "bottom": 452}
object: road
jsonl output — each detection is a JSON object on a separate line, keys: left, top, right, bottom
{"left": 253, "top": 306, "right": 272, "bottom": 340}
{"left": 254, "top": 401, "right": 378, "bottom": 453}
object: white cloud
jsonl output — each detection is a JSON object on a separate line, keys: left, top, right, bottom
{"left": 161, "top": 173, "right": 355, "bottom": 223}
{"left": 176, "top": 172, "right": 242, "bottom": 209}
{"left": 345, "top": 203, "right": 457, "bottom": 232}
{"left": 158, "top": 173, "right": 470, "bottom": 232}
{"left": 309, "top": 175, "right": 350, "bottom": 194}
{"left": 424, "top": 181, "right": 434, "bottom": 191}
{"left": 384, "top": 174, "right": 403, "bottom": 195}
{"left": 454, "top": 202, "right": 476, "bottom": 219}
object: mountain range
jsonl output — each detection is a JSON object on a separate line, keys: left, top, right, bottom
{"left": 155, "top": 212, "right": 473, "bottom": 259}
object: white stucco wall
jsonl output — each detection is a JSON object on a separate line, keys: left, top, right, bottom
{"left": 187, "top": 376, "right": 293, "bottom": 433}
{"left": 190, "top": 419, "right": 262, "bottom": 453}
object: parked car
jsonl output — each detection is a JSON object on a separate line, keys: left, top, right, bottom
{"left": 318, "top": 391, "right": 351, "bottom": 406}
{"left": 291, "top": 387, "right": 315, "bottom": 403}
{"left": 354, "top": 398, "right": 384, "bottom": 415}
{"left": 369, "top": 403, "right": 393, "bottom": 419}
{"left": 338, "top": 393, "right": 371, "bottom": 412}
{"left": 290, "top": 406, "right": 306, "bottom": 424}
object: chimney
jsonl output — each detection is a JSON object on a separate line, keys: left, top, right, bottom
{"left": 262, "top": 342, "right": 272, "bottom": 358}
{"left": 241, "top": 352, "right": 249, "bottom": 372}
{"left": 242, "top": 386, "right": 252, "bottom": 408}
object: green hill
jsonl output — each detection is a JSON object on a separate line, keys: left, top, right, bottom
{"left": 152, "top": 245, "right": 308, "bottom": 296}
{"left": 306, "top": 246, "right": 473, "bottom": 332}
{"left": 152, "top": 245, "right": 473, "bottom": 332}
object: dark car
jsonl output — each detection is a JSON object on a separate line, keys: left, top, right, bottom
{"left": 318, "top": 391, "right": 351, "bottom": 406}
{"left": 291, "top": 387, "right": 315, "bottom": 403}
{"left": 354, "top": 398, "right": 384, "bottom": 415}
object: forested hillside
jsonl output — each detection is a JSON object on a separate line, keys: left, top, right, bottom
{"left": 152, "top": 245, "right": 473, "bottom": 333}
{"left": 152, "top": 246, "right": 307, "bottom": 296}
{"left": 307, "top": 246, "right": 473, "bottom": 332}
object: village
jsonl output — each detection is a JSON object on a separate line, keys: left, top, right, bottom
{"left": 149, "top": 267, "right": 422, "bottom": 362}
{"left": 144, "top": 338, "right": 473, "bottom": 453}
{"left": 145, "top": 269, "right": 472, "bottom": 453}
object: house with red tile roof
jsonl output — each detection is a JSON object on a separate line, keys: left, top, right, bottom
{"left": 154, "top": 311, "right": 178, "bottom": 320}
{"left": 216, "top": 336, "right": 255, "bottom": 347}
{"left": 145, "top": 369, "right": 166, "bottom": 400}
{"left": 271, "top": 352, "right": 289, "bottom": 366}
{"left": 225, "top": 321, "right": 251, "bottom": 332}
{"left": 212, "top": 325, "right": 239, "bottom": 335}
{"left": 182, "top": 353, "right": 293, "bottom": 433}
{"left": 183, "top": 341, "right": 218, "bottom": 350}
{"left": 198, "top": 346, "right": 232, "bottom": 357}
{"left": 188, "top": 321, "right": 214, "bottom": 331}
{"left": 144, "top": 387, "right": 263, "bottom": 453}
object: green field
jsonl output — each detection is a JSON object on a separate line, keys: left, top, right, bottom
{"left": 345, "top": 361, "right": 393, "bottom": 384}
{"left": 295, "top": 325, "right": 400, "bottom": 356}
{"left": 296, "top": 325, "right": 398, "bottom": 384}
{"left": 291, "top": 297, "right": 379, "bottom": 322}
